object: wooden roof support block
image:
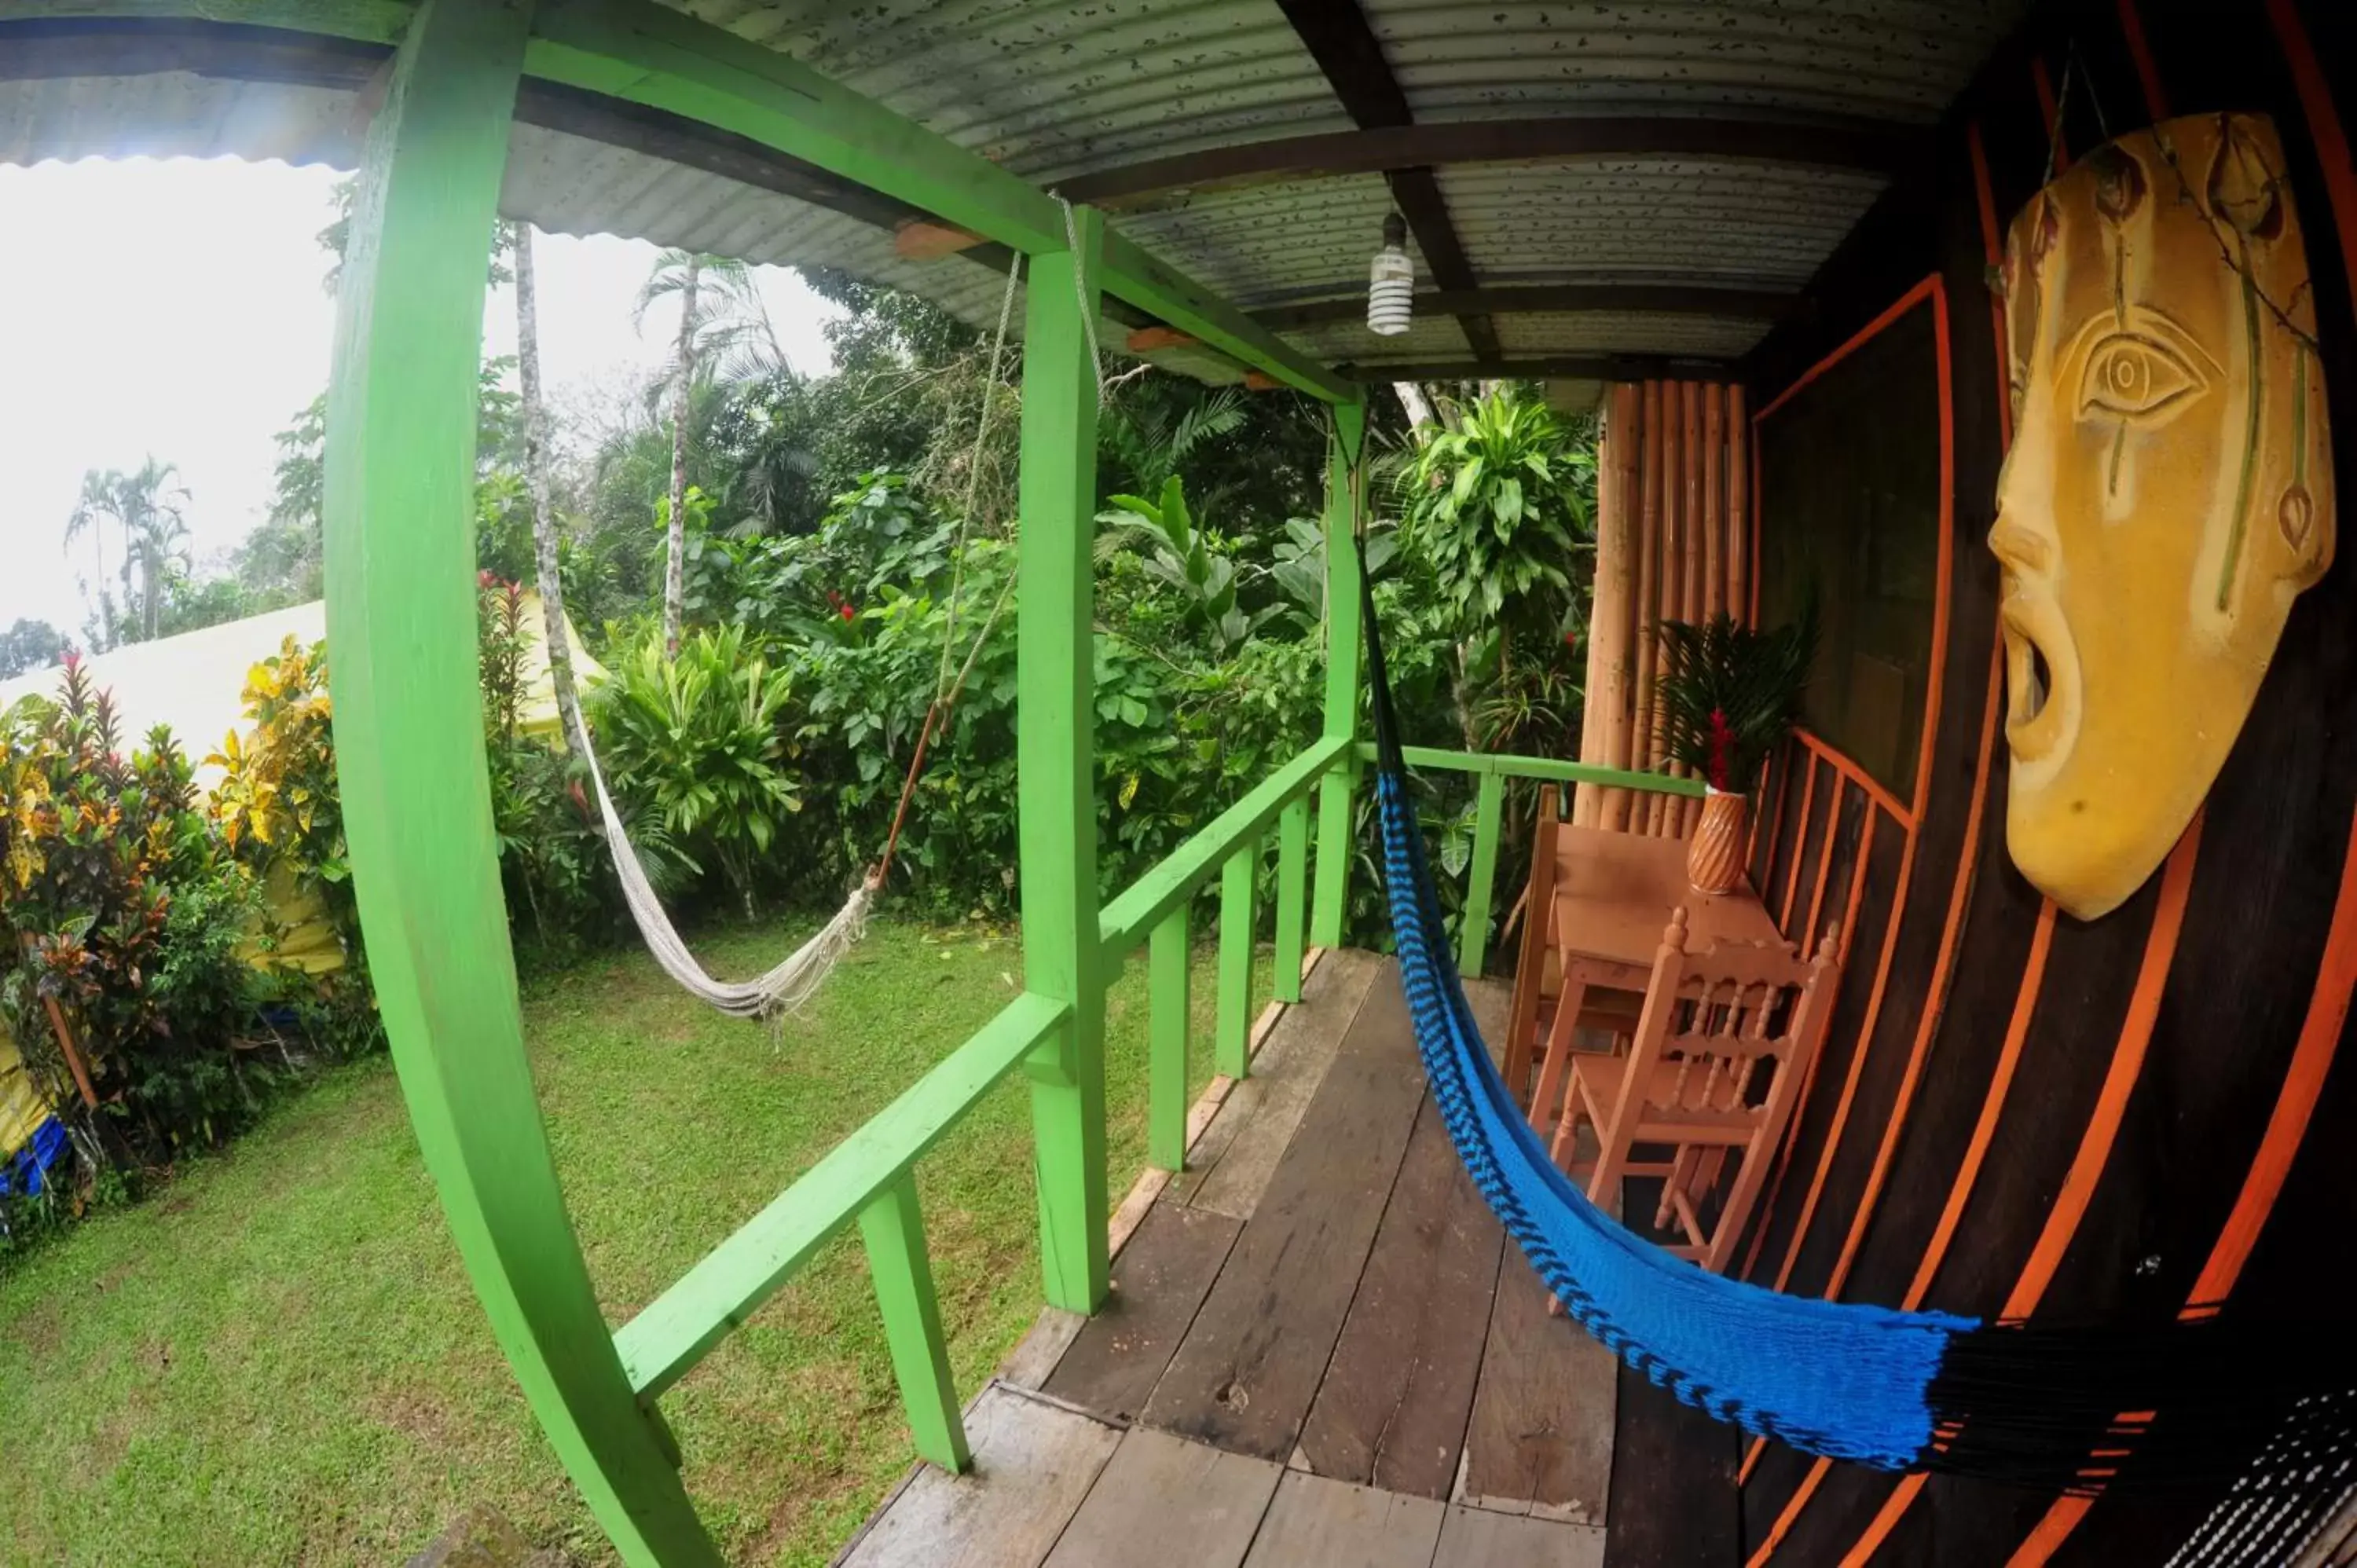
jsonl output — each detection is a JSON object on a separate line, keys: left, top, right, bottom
{"left": 1126, "top": 325, "right": 1199, "bottom": 353}
{"left": 893, "top": 216, "right": 986, "bottom": 260}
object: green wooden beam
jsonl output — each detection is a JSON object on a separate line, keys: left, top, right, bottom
{"left": 317, "top": 4, "right": 718, "bottom": 1564}
{"left": 857, "top": 1175, "right": 972, "bottom": 1474}
{"left": 1365, "top": 743, "right": 1706, "bottom": 796}
{"left": 6, "top": 0, "right": 409, "bottom": 39}
{"left": 1098, "top": 735, "right": 1347, "bottom": 955}
{"left": 1309, "top": 401, "right": 1366, "bottom": 950}
{"left": 1017, "top": 207, "right": 1111, "bottom": 1314}
{"left": 526, "top": 0, "right": 1351, "bottom": 401}
{"left": 18, "top": 0, "right": 1352, "bottom": 399}
{"left": 614, "top": 990, "right": 1064, "bottom": 1396}
{"left": 1148, "top": 907, "right": 1189, "bottom": 1173}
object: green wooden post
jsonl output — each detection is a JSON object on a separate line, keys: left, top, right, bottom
{"left": 1459, "top": 770, "right": 1507, "bottom": 976}
{"left": 857, "top": 1175, "right": 972, "bottom": 1473}
{"left": 1217, "top": 842, "right": 1258, "bottom": 1079}
{"left": 1149, "top": 907, "right": 1189, "bottom": 1172}
{"left": 1310, "top": 398, "right": 1368, "bottom": 950}
{"left": 1016, "top": 203, "right": 1109, "bottom": 1314}
{"left": 319, "top": 5, "right": 720, "bottom": 1564}
{"left": 1274, "top": 795, "right": 1310, "bottom": 1002}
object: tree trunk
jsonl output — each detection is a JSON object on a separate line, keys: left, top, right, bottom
{"left": 511, "top": 222, "right": 583, "bottom": 757}
{"left": 662, "top": 254, "right": 702, "bottom": 658}
{"left": 1393, "top": 381, "right": 1438, "bottom": 441}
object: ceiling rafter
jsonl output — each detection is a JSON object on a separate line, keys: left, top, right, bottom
{"left": 1270, "top": 0, "right": 1501, "bottom": 366}
{"left": 1255, "top": 283, "right": 1795, "bottom": 330}
{"left": 1055, "top": 115, "right": 1915, "bottom": 211}
{"left": 1336, "top": 354, "right": 1734, "bottom": 383}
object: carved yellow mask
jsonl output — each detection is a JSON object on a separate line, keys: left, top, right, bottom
{"left": 1992, "top": 113, "right": 2333, "bottom": 921}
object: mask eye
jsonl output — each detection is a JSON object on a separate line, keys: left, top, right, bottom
{"left": 2079, "top": 332, "right": 2203, "bottom": 423}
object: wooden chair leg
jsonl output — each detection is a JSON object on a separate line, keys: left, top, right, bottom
{"left": 1656, "top": 1145, "right": 1699, "bottom": 1229}
{"left": 1529, "top": 970, "right": 1587, "bottom": 1133}
{"left": 1704, "top": 1127, "right": 1779, "bottom": 1274}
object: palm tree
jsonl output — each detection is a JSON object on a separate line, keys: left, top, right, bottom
{"left": 634, "top": 248, "right": 761, "bottom": 654}
{"left": 66, "top": 458, "right": 189, "bottom": 645}
{"left": 509, "top": 222, "right": 581, "bottom": 757}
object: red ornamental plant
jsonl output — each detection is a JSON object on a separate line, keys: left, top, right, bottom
{"left": 1653, "top": 611, "right": 1817, "bottom": 797}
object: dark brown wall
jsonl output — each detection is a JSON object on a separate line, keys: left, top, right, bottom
{"left": 1732, "top": 2, "right": 2357, "bottom": 1562}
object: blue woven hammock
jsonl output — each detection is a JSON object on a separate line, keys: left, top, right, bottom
{"left": 1351, "top": 548, "right": 2352, "bottom": 1513}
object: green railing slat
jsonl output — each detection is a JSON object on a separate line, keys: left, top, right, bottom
{"left": 857, "top": 1175, "right": 972, "bottom": 1474}
{"left": 614, "top": 991, "right": 1068, "bottom": 1398}
{"left": 1149, "top": 907, "right": 1189, "bottom": 1173}
{"left": 1459, "top": 770, "right": 1505, "bottom": 975}
{"left": 1361, "top": 742, "right": 1706, "bottom": 796}
{"left": 1216, "top": 843, "right": 1259, "bottom": 1079}
{"left": 1098, "top": 734, "right": 1348, "bottom": 955}
{"left": 1274, "top": 796, "right": 1310, "bottom": 1003}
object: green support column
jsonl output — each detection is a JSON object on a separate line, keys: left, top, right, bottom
{"left": 857, "top": 1176, "right": 971, "bottom": 1473}
{"left": 1274, "top": 796, "right": 1309, "bottom": 1002}
{"left": 1459, "top": 769, "right": 1506, "bottom": 975}
{"left": 1148, "top": 907, "right": 1189, "bottom": 1172}
{"left": 1309, "top": 398, "right": 1369, "bottom": 950}
{"left": 319, "top": 4, "right": 719, "bottom": 1564}
{"left": 1017, "top": 204, "right": 1109, "bottom": 1314}
{"left": 1217, "top": 843, "right": 1258, "bottom": 1079}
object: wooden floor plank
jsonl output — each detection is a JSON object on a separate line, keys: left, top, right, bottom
{"left": 1169, "top": 948, "right": 1380, "bottom": 1218}
{"left": 1045, "top": 1203, "right": 1242, "bottom": 1423}
{"left": 1459, "top": 1248, "right": 1619, "bottom": 1522}
{"left": 1296, "top": 1091, "right": 1505, "bottom": 1498}
{"left": 1431, "top": 1503, "right": 1608, "bottom": 1568}
{"left": 1600, "top": 1362, "right": 1740, "bottom": 1568}
{"left": 1043, "top": 1429, "right": 1282, "bottom": 1568}
{"left": 1142, "top": 965, "right": 1430, "bottom": 1460}
{"left": 1238, "top": 1470, "right": 1446, "bottom": 1568}
{"left": 838, "top": 1383, "right": 1121, "bottom": 1568}
{"left": 1000, "top": 1307, "right": 1090, "bottom": 1392}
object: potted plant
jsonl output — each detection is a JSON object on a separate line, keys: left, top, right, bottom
{"left": 1653, "top": 610, "right": 1817, "bottom": 895}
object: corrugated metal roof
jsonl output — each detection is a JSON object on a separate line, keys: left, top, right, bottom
{"left": 0, "top": 0, "right": 2033, "bottom": 381}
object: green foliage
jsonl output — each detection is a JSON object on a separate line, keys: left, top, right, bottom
{"left": 1654, "top": 611, "right": 1819, "bottom": 793}
{"left": 1098, "top": 476, "right": 1277, "bottom": 656}
{"left": 588, "top": 623, "right": 801, "bottom": 914}
{"left": 1394, "top": 385, "right": 1591, "bottom": 630}
{"left": 0, "top": 661, "right": 277, "bottom": 1167}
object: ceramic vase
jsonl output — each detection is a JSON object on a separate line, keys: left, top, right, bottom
{"left": 1686, "top": 787, "right": 1749, "bottom": 896}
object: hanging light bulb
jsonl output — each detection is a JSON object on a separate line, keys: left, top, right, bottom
{"left": 1367, "top": 211, "right": 1413, "bottom": 336}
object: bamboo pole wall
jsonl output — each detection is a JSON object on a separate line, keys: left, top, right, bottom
{"left": 1574, "top": 379, "right": 1752, "bottom": 835}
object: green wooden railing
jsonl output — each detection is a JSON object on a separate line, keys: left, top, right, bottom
{"left": 599, "top": 734, "right": 1697, "bottom": 1479}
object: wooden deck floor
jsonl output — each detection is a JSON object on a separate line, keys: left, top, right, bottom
{"left": 837, "top": 950, "right": 1739, "bottom": 1568}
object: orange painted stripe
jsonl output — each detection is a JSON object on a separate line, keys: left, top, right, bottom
{"left": 1748, "top": 1459, "right": 1831, "bottom": 1566}
{"left": 1835, "top": 828, "right": 2199, "bottom": 1563}
{"left": 2116, "top": 0, "right": 2169, "bottom": 122}
{"left": 1796, "top": 730, "right": 1912, "bottom": 828}
{"left": 1838, "top": 811, "right": 1878, "bottom": 967}
{"left": 2032, "top": 57, "right": 2070, "bottom": 174}
{"left": 1780, "top": 757, "right": 1819, "bottom": 934}
{"left": 1903, "top": 899, "right": 2057, "bottom": 1309}
{"left": 2011, "top": 31, "right": 2357, "bottom": 1542}
{"left": 1755, "top": 276, "right": 1944, "bottom": 424}
{"left": 1763, "top": 280, "right": 1955, "bottom": 1299}
{"left": 2002, "top": 817, "right": 2200, "bottom": 1318}
{"left": 1805, "top": 779, "right": 1846, "bottom": 958}
{"left": 1821, "top": 640, "right": 2006, "bottom": 1301}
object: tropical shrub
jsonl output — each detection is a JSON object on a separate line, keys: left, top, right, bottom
{"left": 588, "top": 622, "right": 800, "bottom": 915}
{"left": 0, "top": 661, "right": 277, "bottom": 1167}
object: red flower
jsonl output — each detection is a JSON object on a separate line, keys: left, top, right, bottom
{"left": 840, "top": 603, "right": 857, "bottom": 621}
{"left": 1705, "top": 706, "right": 1737, "bottom": 793}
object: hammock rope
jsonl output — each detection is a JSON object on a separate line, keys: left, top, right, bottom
{"left": 1352, "top": 537, "right": 2355, "bottom": 1530}
{"left": 555, "top": 251, "right": 1032, "bottom": 1020}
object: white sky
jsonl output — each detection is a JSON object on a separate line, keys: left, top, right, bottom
{"left": 0, "top": 156, "right": 841, "bottom": 633}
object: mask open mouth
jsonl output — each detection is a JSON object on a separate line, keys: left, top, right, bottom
{"left": 2002, "top": 599, "right": 2075, "bottom": 765}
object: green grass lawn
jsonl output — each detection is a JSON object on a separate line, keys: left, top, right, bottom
{"left": 0, "top": 916, "right": 1255, "bottom": 1566}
